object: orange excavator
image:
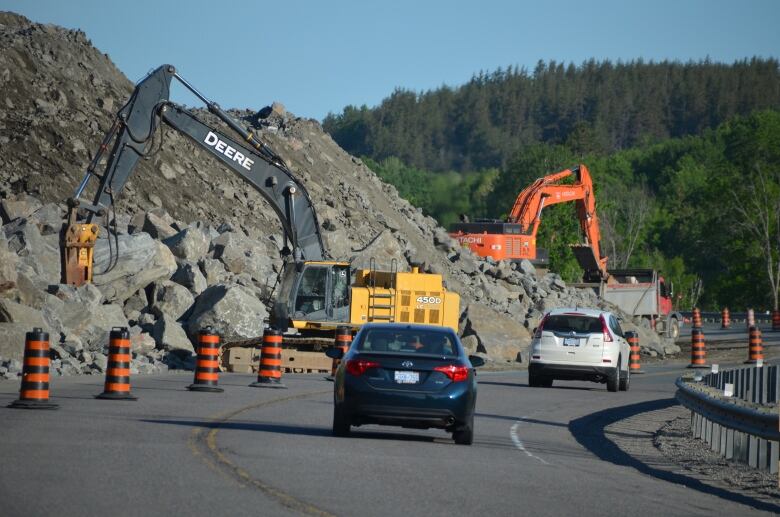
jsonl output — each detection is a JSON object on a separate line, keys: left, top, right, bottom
{"left": 449, "top": 164, "right": 609, "bottom": 282}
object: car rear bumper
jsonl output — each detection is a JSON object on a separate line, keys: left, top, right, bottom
{"left": 340, "top": 381, "right": 475, "bottom": 430}
{"left": 529, "top": 362, "right": 616, "bottom": 382}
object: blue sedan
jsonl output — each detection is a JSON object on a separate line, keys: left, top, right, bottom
{"left": 326, "top": 323, "right": 484, "bottom": 445}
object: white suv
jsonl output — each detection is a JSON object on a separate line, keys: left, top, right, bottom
{"left": 528, "top": 308, "right": 630, "bottom": 392}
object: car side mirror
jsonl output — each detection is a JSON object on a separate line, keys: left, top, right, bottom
{"left": 325, "top": 348, "right": 344, "bottom": 359}
{"left": 468, "top": 355, "right": 485, "bottom": 368}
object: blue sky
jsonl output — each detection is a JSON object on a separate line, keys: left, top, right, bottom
{"left": 3, "top": 0, "right": 778, "bottom": 120}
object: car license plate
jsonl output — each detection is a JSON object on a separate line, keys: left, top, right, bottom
{"left": 563, "top": 337, "right": 579, "bottom": 347}
{"left": 394, "top": 370, "right": 419, "bottom": 384}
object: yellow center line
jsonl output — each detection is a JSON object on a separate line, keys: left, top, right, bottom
{"left": 188, "top": 389, "right": 334, "bottom": 517}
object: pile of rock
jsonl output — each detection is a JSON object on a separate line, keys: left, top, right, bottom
{"left": 0, "top": 12, "right": 672, "bottom": 380}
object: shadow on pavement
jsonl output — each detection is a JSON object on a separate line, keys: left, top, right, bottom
{"left": 569, "top": 398, "right": 780, "bottom": 513}
{"left": 143, "top": 418, "right": 333, "bottom": 437}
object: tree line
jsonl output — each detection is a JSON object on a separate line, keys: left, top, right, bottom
{"left": 324, "top": 58, "right": 780, "bottom": 172}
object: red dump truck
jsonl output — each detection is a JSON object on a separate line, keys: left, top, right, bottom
{"left": 601, "top": 269, "right": 682, "bottom": 338}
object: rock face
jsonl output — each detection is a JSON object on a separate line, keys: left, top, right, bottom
{"left": 0, "top": 12, "right": 668, "bottom": 381}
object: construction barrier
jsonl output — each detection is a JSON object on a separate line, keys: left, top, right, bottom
{"left": 687, "top": 328, "right": 709, "bottom": 369}
{"left": 188, "top": 327, "right": 223, "bottom": 393}
{"left": 692, "top": 307, "right": 702, "bottom": 329}
{"left": 96, "top": 327, "right": 137, "bottom": 400}
{"left": 721, "top": 307, "right": 730, "bottom": 329}
{"left": 746, "top": 308, "right": 755, "bottom": 329}
{"left": 745, "top": 326, "right": 764, "bottom": 364}
{"left": 773, "top": 310, "right": 780, "bottom": 332}
{"left": 327, "top": 326, "right": 353, "bottom": 380}
{"left": 626, "top": 330, "right": 643, "bottom": 374}
{"left": 250, "top": 328, "right": 286, "bottom": 389}
{"left": 8, "top": 328, "right": 58, "bottom": 409}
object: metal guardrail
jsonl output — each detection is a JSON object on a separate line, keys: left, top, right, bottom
{"left": 679, "top": 311, "right": 773, "bottom": 323}
{"left": 675, "top": 365, "right": 779, "bottom": 473}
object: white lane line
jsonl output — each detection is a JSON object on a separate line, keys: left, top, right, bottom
{"left": 510, "top": 419, "right": 550, "bottom": 465}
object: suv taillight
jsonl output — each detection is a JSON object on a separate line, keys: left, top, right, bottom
{"left": 434, "top": 364, "right": 469, "bottom": 382}
{"left": 345, "top": 359, "right": 380, "bottom": 376}
{"left": 533, "top": 316, "right": 548, "bottom": 339}
{"left": 600, "top": 315, "right": 613, "bottom": 342}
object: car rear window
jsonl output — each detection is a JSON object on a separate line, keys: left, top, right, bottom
{"left": 357, "top": 328, "right": 459, "bottom": 357}
{"left": 544, "top": 314, "right": 602, "bottom": 334}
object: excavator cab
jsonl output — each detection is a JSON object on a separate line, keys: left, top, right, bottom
{"left": 272, "top": 261, "right": 351, "bottom": 331}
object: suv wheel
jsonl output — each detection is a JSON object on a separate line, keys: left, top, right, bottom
{"left": 619, "top": 364, "right": 630, "bottom": 391}
{"left": 607, "top": 363, "right": 619, "bottom": 392}
{"left": 541, "top": 377, "right": 553, "bottom": 388}
{"left": 528, "top": 372, "right": 540, "bottom": 387}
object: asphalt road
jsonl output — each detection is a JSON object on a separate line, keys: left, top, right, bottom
{"left": 1, "top": 361, "right": 778, "bottom": 517}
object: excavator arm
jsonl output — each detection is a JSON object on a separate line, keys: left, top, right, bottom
{"left": 63, "top": 64, "right": 325, "bottom": 286}
{"left": 505, "top": 164, "right": 608, "bottom": 281}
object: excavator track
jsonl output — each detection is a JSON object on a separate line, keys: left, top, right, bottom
{"left": 219, "top": 335, "right": 337, "bottom": 374}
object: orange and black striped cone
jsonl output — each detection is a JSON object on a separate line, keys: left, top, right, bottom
{"left": 687, "top": 328, "right": 708, "bottom": 369}
{"left": 625, "top": 330, "right": 644, "bottom": 374}
{"left": 9, "top": 328, "right": 58, "bottom": 409}
{"left": 188, "top": 327, "right": 223, "bottom": 393}
{"left": 250, "top": 328, "right": 286, "bottom": 389}
{"left": 326, "top": 326, "right": 353, "bottom": 381}
{"left": 720, "top": 307, "right": 730, "bottom": 329}
{"left": 745, "top": 326, "right": 764, "bottom": 364}
{"left": 96, "top": 327, "right": 137, "bottom": 400}
{"left": 692, "top": 307, "right": 702, "bottom": 329}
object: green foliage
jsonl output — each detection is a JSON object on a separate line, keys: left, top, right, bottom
{"left": 325, "top": 59, "right": 780, "bottom": 173}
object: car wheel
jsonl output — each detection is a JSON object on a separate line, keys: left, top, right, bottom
{"left": 541, "top": 377, "right": 553, "bottom": 388}
{"left": 619, "top": 364, "right": 630, "bottom": 391}
{"left": 332, "top": 405, "right": 350, "bottom": 437}
{"left": 607, "top": 363, "right": 619, "bottom": 392}
{"left": 528, "top": 372, "right": 540, "bottom": 387}
{"left": 453, "top": 415, "right": 474, "bottom": 445}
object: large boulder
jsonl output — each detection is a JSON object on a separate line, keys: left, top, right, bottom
{"left": 0, "top": 231, "right": 18, "bottom": 298}
{"left": 92, "top": 233, "right": 177, "bottom": 303}
{"left": 460, "top": 301, "right": 530, "bottom": 362}
{"left": 152, "top": 314, "right": 194, "bottom": 354}
{"left": 162, "top": 226, "right": 210, "bottom": 261}
{"left": 4, "top": 218, "right": 60, "bottom": 285}
{"left": 0, "top": 299, "right": 46, "bottom": 327}
{"left": 150, "top": 280, "right": 195, "bottom": 321}
{"left": 187, "top": 284, "right": 267, "bottom": 342}
{"left": 212, "top": 231, "right": 275, "bottom": 282}
{"left": 0, "top": 194, "right": 42, "bottom": 224}
{"left": 171, "top": 261, "right": 207, "bottom": 295}
{"left": 0, "top": 323, "right": 33, "bottom": 361}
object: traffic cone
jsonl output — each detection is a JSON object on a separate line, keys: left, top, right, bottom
{"left": 8, "top": 328, "right": 58, "bottom": 409}
{"left": 687, "top": 328, "right": 709, "bottom": 369}
{"left": 250, "top": 328, "right": 286, "bottom": 389}
{"left": 626, "top": 330, "right": 644, "bottom": 374}
{"left": 772, "top": 310, "right": 780, "bottom": 332}
{"left": 720, "top": 307, "right": 730, "bottom": 329}
{"left": 326, "top": 326, "right": 353, "bottom": 381}
{"left": 692, "top": 307, "right": 702, "bottom": 329}
{"left": 188, "top": 327, "right": 223, "bottom": 393}
{"left": 745, "top": 326, "right": 764, "bottom": 364}
{"left": 96, "top": 327, "right": 137, "bottom": 400}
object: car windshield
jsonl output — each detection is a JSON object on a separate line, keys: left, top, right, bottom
{"left": 357, "top": 328, "right": 459, "bottom": 357}
{"left": 544, "top": 314, "right": 602, "bottom": 334}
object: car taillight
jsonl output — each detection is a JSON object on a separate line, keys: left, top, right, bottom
{"left": 434, "top": 365, "right": 469, "bottom": 382}
{"left": 533, "top": 316, "right": 548, "bottom": 339}
{"left": 345, "top": 359, "right": 380, "bottom": 376}
{"left": 600, "top": 315, "right": 613, "bottom": 342}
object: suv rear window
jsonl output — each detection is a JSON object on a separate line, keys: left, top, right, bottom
{"left": 544, "top": 314, "right": 602, "bottom": 334}
{"left": 357, "top": 328, "right": 459, "bottom": 357}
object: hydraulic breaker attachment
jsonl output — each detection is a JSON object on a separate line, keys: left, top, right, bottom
{"left": 62, "top": 201, "right": 99, "bottom": 286}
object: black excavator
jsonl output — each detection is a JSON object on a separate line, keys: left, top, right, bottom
{"left": 62, "top": 65, "right": 459, "bottom": 370}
